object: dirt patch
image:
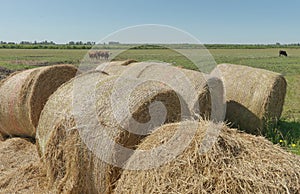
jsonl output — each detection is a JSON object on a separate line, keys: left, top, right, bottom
{"left": 0, "top": 66, "right": 14, "bottom": 80}
{"left": 8, "top": 60, "right": 79, "bottom": 67}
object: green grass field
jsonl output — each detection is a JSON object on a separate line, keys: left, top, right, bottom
{"left": 0, "top": 48, "right": 299, "bottom": 154}
{"left": 0, "top": 49, "right": 85, "bottom": 70}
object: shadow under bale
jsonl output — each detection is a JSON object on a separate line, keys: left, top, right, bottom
{"left": 226, "top": 101, "right": 262, "bottom": 134}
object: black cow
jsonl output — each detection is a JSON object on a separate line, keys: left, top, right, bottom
{"left": 279, "top": 50, "right": 288, "bottom": 57}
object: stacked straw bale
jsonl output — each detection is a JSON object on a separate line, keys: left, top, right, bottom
{"left": 95, "top": 59, "right": 137, "bottom": 75}
{"left": 215, "top": 64, "right": 287, "bottom": 134}
{"left": 97, "top": 61, "right": 226, "bottom": 121}
{"left": 0, "top": 65, "right": 77, "bottom": 138}
{"left": 36, "top": 71, "right": 187, "bottom": 193}
{"left": 114, "top": 120, "right": 300, "bottom": 193}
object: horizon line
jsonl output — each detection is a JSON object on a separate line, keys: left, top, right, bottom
{"left": 0, "top": 41, "right": 299, "bottom": 45}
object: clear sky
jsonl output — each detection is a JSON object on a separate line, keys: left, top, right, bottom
{"left": 1, "top": 0, "right": 299, "bottom": 44}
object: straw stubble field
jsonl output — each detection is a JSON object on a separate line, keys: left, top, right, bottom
{"left": 0, "top": 48, "right": 299, "bottom": 154}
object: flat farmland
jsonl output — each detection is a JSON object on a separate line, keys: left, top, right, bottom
{"left": 0, "top": 48, "right": 299, "bottom": 154}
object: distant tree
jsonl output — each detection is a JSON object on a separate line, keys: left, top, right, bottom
{"left": 20, "top": 41, "right": 32, "bottom": 44}
{"left": 75, "top": 41, "right": 83, "bottom": 45}
{"left": 109, "top": 41, "right": 120, "bottom": 45}
{"left": 86, "top": 41, "right": 94, "bottom": 45}
{"left": 68, "top": 41, "right": 75, "bottom": 45}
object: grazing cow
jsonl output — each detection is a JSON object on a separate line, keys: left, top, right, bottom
{"left": 89, "top": 51, "right": 99, "bottom": 59}
{"left": 89, "top": 51, "right": 110, "bottom": 60}
{"left": 96, "top": 51, "right": 104, "bottom": 59}
{"left": 102, "top": 51, "right": 110, "bottom": 60}
{"left": 279, "top": 50, "right": 288, "bottom": 57}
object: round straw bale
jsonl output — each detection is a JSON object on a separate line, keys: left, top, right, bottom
{"left": 36, "top": 71, "right": 187, "bottom": 194}
{"left": 0, "top": 138, "right": 47, "bottom": 193}
{"left": 95, "top": 59, "right": 138, "bottom": 75}
{"left": 215, "top": 64, "right": 287, "bottom": 134}
{"left": 97, "top": 61, "right": 225, "bottom": 121}
{"left": 0, "top": 64, "right": 78, "bottom": 138}
{"left": 114, "top": 120, "right": 300, "bottom": 193}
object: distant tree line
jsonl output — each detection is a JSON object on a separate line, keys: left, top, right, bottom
{"left": 67, "top": 41, "right": 96, "bottom": 45}
{"left": 0, "top": 41, "right": 300, "bottom": 49}
{"left": 204, "top": 43, "right": 300, "bottom": 49}
{"left": 0, "top": 40, "right": 98, "bottom": 49}
{"left": 0, "top": 40, "right": 96, "bottom": 45}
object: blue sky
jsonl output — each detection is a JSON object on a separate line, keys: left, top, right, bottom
{"left": 0, "top": 0, "right": 299, "bottom": 44}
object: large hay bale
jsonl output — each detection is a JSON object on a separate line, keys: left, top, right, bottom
{"left": 36, "top": 71, "right": 187, "bottom": 193}
{"left": 0, "top": 64, "right": 78, "bottom": 138}
{"left": 0, "top": 138, "right": 47, "bottom": 193}
{"left": 95, "top": 59, "right": 138, "bottom": 75}
{"left": 97, "top": 61, "right": 225, "bottom": 121}
{"left": 215, "top": 64, "right": 287, "bottom": 134}
{"left": 114, "top": 121, "right": 300, "bottom": 193}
